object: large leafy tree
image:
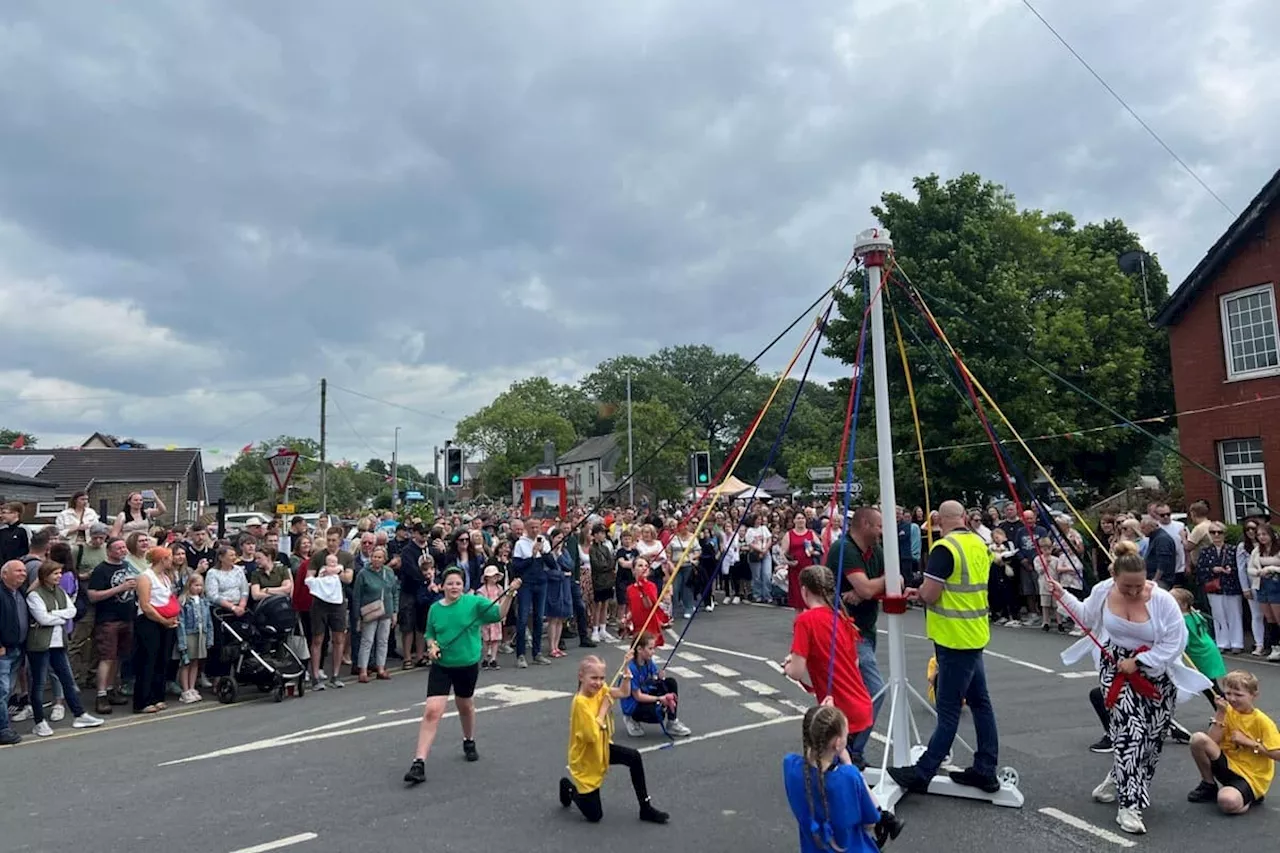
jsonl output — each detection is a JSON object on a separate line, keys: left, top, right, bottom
{"left": 456, "top": 378, "right": 577, "bottom": 495}
{"left": 0, "top": 428, "right": 37, "bottom": 448}
{"left": 611, "top": 399, "right": 688, "bottom": 501}
{"left": 824, "top": 173, "right": 1170, "bottom": 502}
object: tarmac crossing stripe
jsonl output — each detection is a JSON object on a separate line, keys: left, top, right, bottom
{"left": 703, "top": 663, "right": 740, "bottom": 677}
{"left": 699, "top": 682, "right": 740, "bottom": 698}
{"left": 638, "top": 713, "right": 803, "bottom": 754}
{"left": 679, "top": 640, "right": 772, "bottom": 662}
{"left": 743, "top": 702, "right": 785, "bottom": 719}
{"left": 1038, "top": 808, "right": 1136, "bottom": 848}
{"left": 228, "top": 833, "right": 318, "bottom": 853}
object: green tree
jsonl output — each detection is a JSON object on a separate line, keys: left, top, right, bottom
{"left": 456, "top": 378, "right": 577, "bottom": 495}
{"left": 365, "top": 458, "right": 389, "bottom": 477}
{"left": 0, "top": 428, "right": 37, "bottom": 448}
{"left": 824, "top": 173, "right": 1169, "bottom": 498}
{"left": 613, "top": 399, "right": 689, "bottom": 501}
{"left": 221, "top": 458, "right": 271, "bottom": 507}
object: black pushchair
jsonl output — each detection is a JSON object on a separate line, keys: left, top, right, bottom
{"left": 208, "top": 595, "right": 308, "bottom": 703}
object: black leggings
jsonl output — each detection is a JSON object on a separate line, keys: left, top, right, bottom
{"left": 631, "top": 677, "right": 679, "bottom": 724}
{"left": 572, "top": 744, "right": 649, "bottom": 822}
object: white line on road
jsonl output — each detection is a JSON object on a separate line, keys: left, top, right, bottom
{"left": 703, "top": 663, "right": 740, "bottom": 677}
{"left": 229, "top": 833, "right": 318, "bottom": 853}
{"left": 700, "top": 682, "right": 741, "bottom": 698}
{"left": 1038, "top": 808, "right": 1136, "bottom": 848}
{"left": 679, "top": 640, "right": 772, "bottom": 662}
{"left": 984, "top": 650, "right": 1056, "bottom": 674}
{"left": 765, "top": 659, "right": 785, "bottom": 675}
{"left": 639, "top": 713, "right": 802, "bottom": 754}
{"left": 738, "top": 679, "right": 779, "bottom": 696}
{"left": 780, "top": 699, "right": 810, "bottom": 714}
{"left": 377, "top": 708, "right": 410, "bottom": 715}
{"left": 1059, "top": 671, "right": 1096, "bottom": 679}
{"left": 743, "top": 702, "right": 784, "bottom": 719}
{"left": 665, "top": 666, "right": 701, "bottom": 679}
{"left": 677, "top": 651, "right": 706, "bottom": 662}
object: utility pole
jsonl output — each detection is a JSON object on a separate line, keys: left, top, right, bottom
{"left": 626, "top": 371, "right": 635, "bottom": 507}
{"left": 433, "top": 444, "right": 440, "bottom": 502}
{"left": 391, "top": 426, "right": 400, "bottom": 512}
{"left": 319, "top": 377, "right": 328, "bottom": 514}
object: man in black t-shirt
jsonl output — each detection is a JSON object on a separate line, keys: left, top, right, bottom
{"left": 86, "top": 538, "right": 137, "bottom": 714}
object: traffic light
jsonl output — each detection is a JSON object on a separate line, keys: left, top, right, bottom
{"left": 446, "top": 447, "right": 463, "bottom": 486}
{"left": 691, "top": 451, "right": 711, "bottom": 486}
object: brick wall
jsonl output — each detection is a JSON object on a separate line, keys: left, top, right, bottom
{"left": 90, "top": 480, "right": 191, "bottom": 526}
{"left": 1170, "top": 204, "right": 1280, "bottom": 520}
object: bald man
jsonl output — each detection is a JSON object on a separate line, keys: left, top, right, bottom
{"left": 0, "top": 559, "right": 30, "bottom": 744}
{"left": 889, "top": 500, "right": 1001, "bottom": 796}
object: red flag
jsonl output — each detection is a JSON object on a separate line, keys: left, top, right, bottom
{"left": 10, "top": 434, "right": 25, "bottom": 449}
{"left": 240, "top": 443, "right": 253, "bottom": 455}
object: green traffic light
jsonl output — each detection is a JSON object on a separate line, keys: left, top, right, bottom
{"left": 698, "top": 474, "right": 708, "bottom": 483}
{"left": 450, "top": 476, "right": 460, "bottom": 484}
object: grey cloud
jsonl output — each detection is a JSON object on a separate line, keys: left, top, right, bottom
{"left": 1, "top": 0, "right": 1278, "bottom": 457}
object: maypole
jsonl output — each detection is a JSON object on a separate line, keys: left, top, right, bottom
{"left": 853, "top": 228, "right": 1024, "bottom": 810}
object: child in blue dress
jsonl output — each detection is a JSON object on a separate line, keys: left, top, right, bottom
{"left": 783, "top": 703, "right": 904, "bottom": 851}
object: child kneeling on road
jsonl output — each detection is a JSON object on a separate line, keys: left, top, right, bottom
{"left": 1187, "top": 670, "right": 1280, "bottom": 814}
{"left": 622, "top": 632, "right": 691, "bottom": 738}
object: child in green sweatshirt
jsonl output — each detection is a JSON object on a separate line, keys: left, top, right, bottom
{"left": 1172, "top": 587, "right": 1226, "bottom": 707}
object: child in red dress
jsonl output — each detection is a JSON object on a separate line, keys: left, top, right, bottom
{"left": 625, "top": 557, "right": 669, "bottom": 648}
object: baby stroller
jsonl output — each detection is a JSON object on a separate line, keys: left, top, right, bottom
{"left": 208, "top": 595, "right": 308, "bottom": 704}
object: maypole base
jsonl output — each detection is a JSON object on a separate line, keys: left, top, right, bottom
{"left": 865, "top": 754, "right": 1025, "bottom": 810}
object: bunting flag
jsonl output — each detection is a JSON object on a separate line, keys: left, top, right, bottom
{"left": 165, "top": 444, "right": 177, "bottom": 450}
{"left": 240, "top": 443, "right": 254, "bottom": 455}
{"left": 9, "top": 434, "right": 25, "bottom": 449}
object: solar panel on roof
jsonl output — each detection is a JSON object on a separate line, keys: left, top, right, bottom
{"left": 0, "top": 454, "right": 54, "bottom": 477}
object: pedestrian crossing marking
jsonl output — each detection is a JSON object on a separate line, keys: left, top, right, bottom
{"left": 700, "top": 682, "right": 740, "bottom": 697}
{"left": 678, "top": 652, "right": 706, "bottom": 662}
{"left": 703, "top": 663, "right": 740, "bottom": 677}
{"left": 666, "top": 666, "right": 701, "bottom": 679}
{"left": 779, "top": 699, "right": 810, "bottom": 714}
{"left": 743, "top": 702, "right": 784, "bottom": 719}
{"left": 739, "top": 679, "right": 778, "bottom": 696}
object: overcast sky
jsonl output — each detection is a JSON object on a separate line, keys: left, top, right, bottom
{"left": 1, "top": 0, "right": 1276, "bottom": 473}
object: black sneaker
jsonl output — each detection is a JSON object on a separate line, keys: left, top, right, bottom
{"left": 1187, "top": 781, "right": 1218, "bottom": 803}
{"left": 1169, "top": 726, "right": 1192, "bottom": 745}
{"left": 403, "top": 758, "right": 426, "bottom": 785}
{"left": 875, "top": 809, "right": 906, "bottom": 849}
{"left": 463, "top": 739, "right": 479, "bottom": 762}
{"left": 579, "top": 637, "right": 598, "bottom": 648}
{"left": 1089, "top": 735, "right": 1114, "bottom": 754}
{"left": 949, "top": 768, "right": 1001, "bottom": 794}
{"left": 1041, "top": 623, "right": 1051, "bottom": 633}
{"left": 559, "top": 777, "right": 576, "bottom": 808}
{"left": 0, "top": 729, "right": 21, "bottom": 746}
{"left": 886, "top": 766, "right": 930, "bottom": 795}
{"left": 639, "top": 800, "right": 669, "bottom": 824}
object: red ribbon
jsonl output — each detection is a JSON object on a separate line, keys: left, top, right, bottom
{"left": 1103, "top": 646, "right": 1161, "bottom": 708}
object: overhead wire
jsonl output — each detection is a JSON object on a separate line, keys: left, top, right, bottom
{"left": 190, "top": 383, "right": 319, "bottom": 449}
{"left": 328, "top": 383, "right": 457, "bottom": 424}
{"left": 1018, "top": 0, "right": 1234, "bottom": 216}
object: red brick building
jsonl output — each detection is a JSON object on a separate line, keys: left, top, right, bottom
{"left": 1155, "top": 168, "right": 1280, "bottom": 523}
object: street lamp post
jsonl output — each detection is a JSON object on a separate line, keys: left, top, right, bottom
{"left": 391, "top": 426, "right": 400, "bottom": 511}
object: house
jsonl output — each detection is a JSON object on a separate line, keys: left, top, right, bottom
{"left": 0, "top": 447, "right": 207, "bottom": 524}
{"left": 0, "top": 471, "right": 58, "bottom": 521}
{"left": 556, "top": 435, "right": 623, "bottom": 503}
{"left": 1154, "top": 167, "right": 1280, "bottom": 523}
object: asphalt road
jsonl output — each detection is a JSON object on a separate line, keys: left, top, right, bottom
{"left": 2, "top": 604, "right": 1277, "bottom": 853}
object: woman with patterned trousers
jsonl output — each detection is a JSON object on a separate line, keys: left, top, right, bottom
{"left": 1053, "top": 541, "right": 1210, "bottom": 835}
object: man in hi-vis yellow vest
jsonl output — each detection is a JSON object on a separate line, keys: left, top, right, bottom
{"left": 887, "top": 500, "right": 1002, "bottom": 795}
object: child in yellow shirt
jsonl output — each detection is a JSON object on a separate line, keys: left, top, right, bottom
{"left": 560, "top": 653, "right": 669, "bottom": 824}
{"left": 1187, "top": 670, "right": 1280, "bottom": 814}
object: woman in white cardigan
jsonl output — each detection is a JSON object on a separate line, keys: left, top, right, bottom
{"left": 1052, "top": 540, "right": 1210, "bottom": 836}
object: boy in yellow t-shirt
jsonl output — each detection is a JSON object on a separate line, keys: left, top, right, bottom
{"left": 1187, "top": 670, "right": 1280, "bottom": 814}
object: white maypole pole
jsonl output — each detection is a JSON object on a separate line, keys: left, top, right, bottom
{"left": 853, "top": 228, "right": 1023, "bottom": 811}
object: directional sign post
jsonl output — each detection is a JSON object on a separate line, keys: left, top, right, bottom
{"left": 267, "top": 450, "right": 300, "bottom": 493}
{"left": 807, "top": 466, "right": 835, "bottom": 481}
{"left": 811, "top": 481, "right": 863, "bottom": 497}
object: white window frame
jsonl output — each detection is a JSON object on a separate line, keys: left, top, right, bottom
{"left": 1220, "top": 283, "right": 1280, "bottom": 382}
{"left": 1219, "top": 439, "right": 1268, "bottom": 524}
{"left": 35, "top": 501, "right": 67, "bottom": 517}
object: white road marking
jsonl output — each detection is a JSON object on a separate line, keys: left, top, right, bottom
{"left": 780, "top": 699, "right": 811, "bottom": 714}
{"left": 984, "top": 650, "right": 1056, "bottom": 674}
{"left": 1038, "top": 808, "right": 1136, "bottom": 848}
{"left": 677, "top": 651, "right": 706, "bottom": 662}
{"left": 765, "top": 659, "right": 785, "bottom": 675}
{"left": 870, "top": 731, "right": 888, "bottom": 745}
{"left": 639, "top": 713, "right": 802, "bottom": 753}
{"left": 1060, "top": 671, "right": 1096, "bottom": 679}
{"left": 703, "top": 663, "right": 740, "bottom": 677}
{"left": 743, "top": 702, "right": 784, "bottom": 719}
{"left": 700, "top": 682, "right": 741, "bottom": 698}
{"left": 229, "top": 833, "right": 318, "bottom": 853}
{"left": 738, "top": 679, "right": 779, "bottom": 696}
{"left": 159, "top": 684, "right": 570, "bottom": 766}
{"left": 679, "top": 640, "right": 771, "bottom": 662}
{"left": 665, "top": 666, "right": 701, "bottom": 679}
{"left": 377, "top": 708, "right": 410, "bottom": 715}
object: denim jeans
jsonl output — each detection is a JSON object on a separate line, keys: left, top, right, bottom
{"left": 672, "top": 565, "right": 695, "bottom": 616}
{"left": 516, "top": 579, "right": 546, "bottom": 659}
{"left": 28, "top": 648, "right": 85, "bottom": 723}
{"left": 849, "top": 635, "right": 884, "bottom": 758}
{"left": 917, "top": 644, "right": 999, "bottom": 779}
{"left": 749, "top": 556, "right": 771, "bottom": 601}
{"left": 569, "top": 577, "right": 589, "bottom": 642}
{"left": 0, "top": 646, "right": 22, "bottom": 732}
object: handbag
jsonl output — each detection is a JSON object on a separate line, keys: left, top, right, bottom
{"left": 155, "top": 595, "right": 181, "bottom": 620}
{"left": 1203, "top": 576, "right": 1222, "bottom": 594}
{"left": 360, "top": 599, "right": 386, "bottom": 623}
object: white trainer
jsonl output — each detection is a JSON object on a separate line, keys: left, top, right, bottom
{"left": 71, "top": 714, "right": 104, "bottom": 729}
{"left": 1116, "top": 807, "right": 1146, "bottom": 834}
{"left": 1092, "top": 772, "right": 1117, "bottom": 803}
{"left": 624, "top": 716, "right": 646, "bottom": 737}
{"left": 666, "top": 719, "right": 692, "bottom": 737}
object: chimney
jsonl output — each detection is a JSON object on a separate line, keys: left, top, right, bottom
{"left": 543, "top": 441, "right": 557, "bottom": 466}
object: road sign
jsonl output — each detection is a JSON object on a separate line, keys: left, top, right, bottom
{"left": 275, "top": 503, "right": 296, "bottom": 514}
{"left": 811, "top": 482, "right": 863, "bottom": 496}
{"left": 405, "top": 490, "right": 424, "bottom": 502}
{"left": 808, "top": 466, "right": 835, "bottom": 481}
{"left": 267, "top": 450, "right": 300, "bottom": 492}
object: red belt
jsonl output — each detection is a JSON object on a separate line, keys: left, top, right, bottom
{"left": 1104, "top": 646, "right": 1161, "bottom": 708}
